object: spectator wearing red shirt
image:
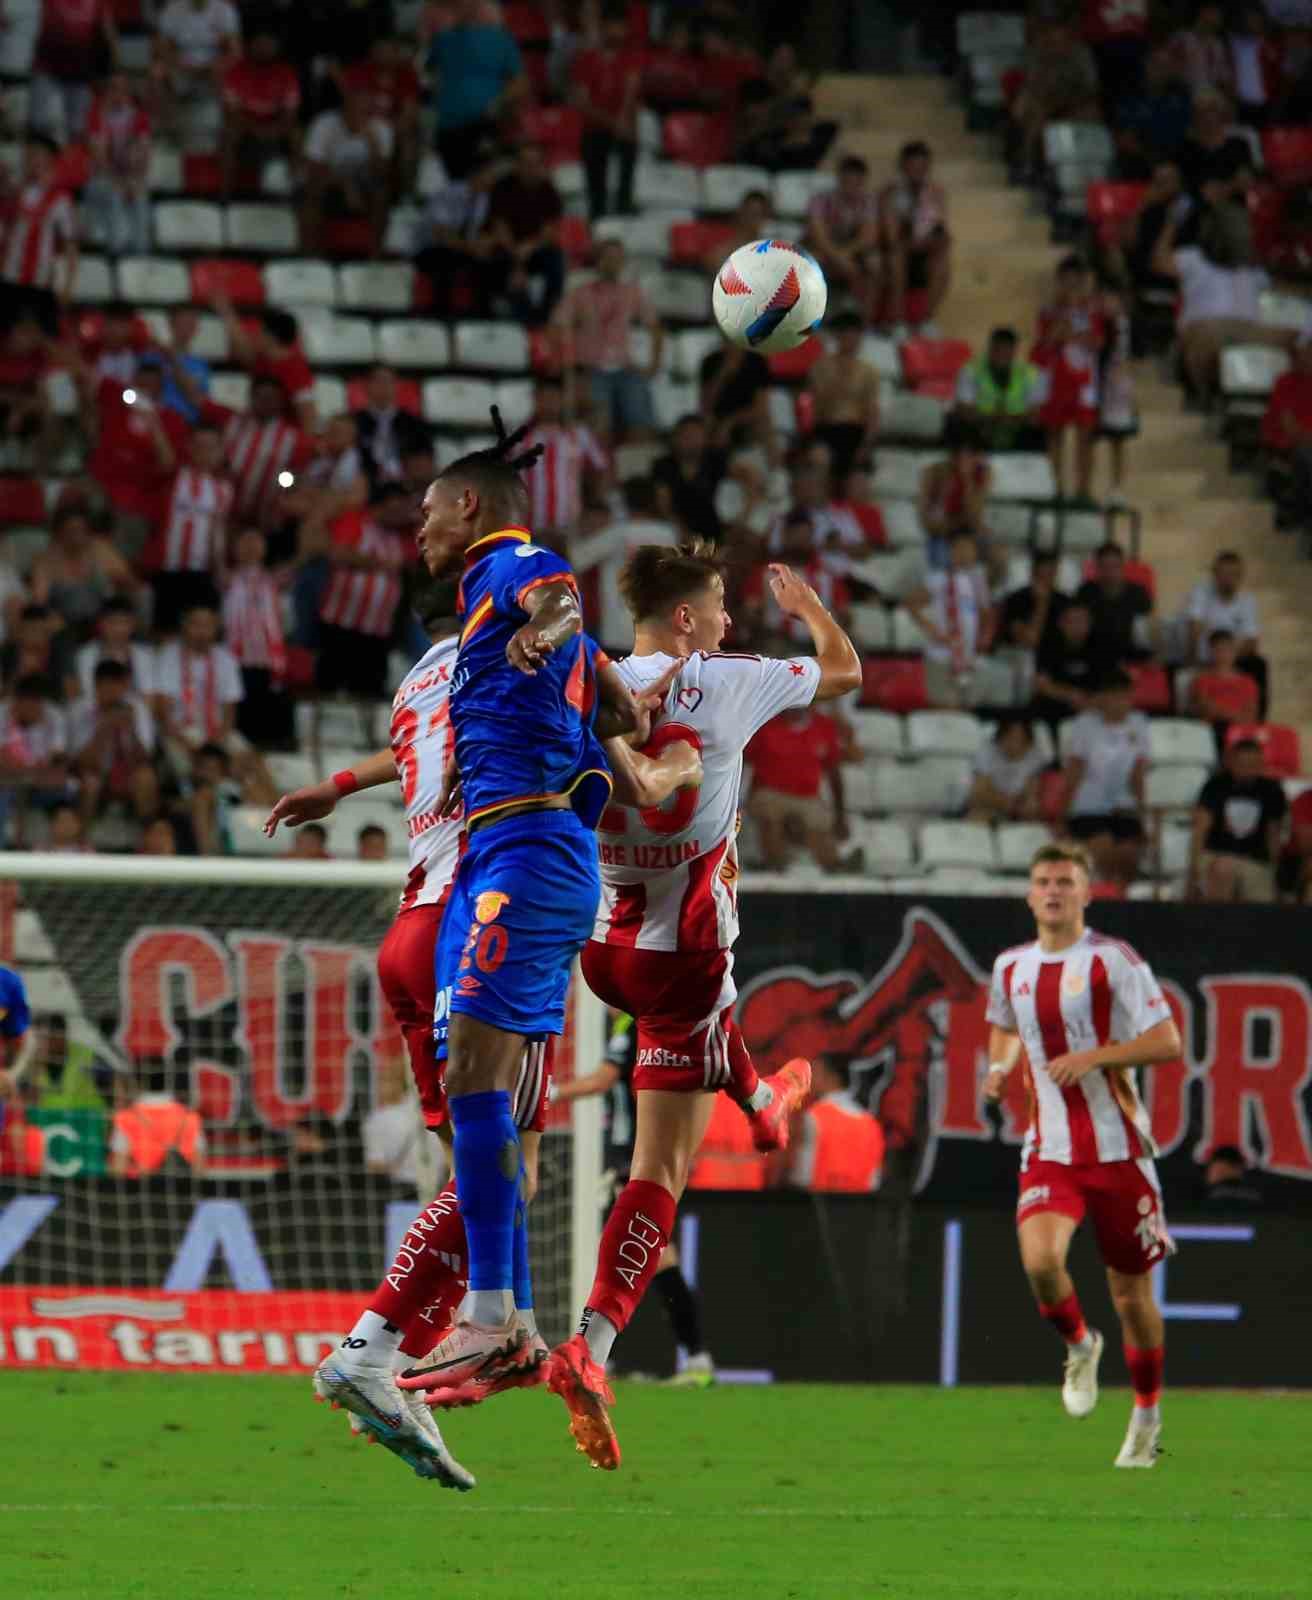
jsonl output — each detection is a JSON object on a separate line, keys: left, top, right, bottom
{"left": 77, "top": 300, "right": 148, "bottom": 387}
{"left": 83, "top": 74, "right": 152, "bottom": 257}
{"left": 1189, "top": 627, "right": 1260, "bottom": 744}
{"left": 0, "top": 133, "right": 79, "bottom": 337}
{"left": 641, "top": 16, "right": 702, "bottom": 110}
{"left": 1262, "top": 335, "right": 1312, "bottom": 530}
{"left": 572, "top": 7, "right": 642, "bottom": 221}
{"left": 699, "top": 21, "right": 763, "bottom": 105}
{"left": 746, "top": 703, "right": 851, "bottom": 873}
{"left": 83, "top": 358, "right": 190, "bottom": 538}
{"left": 212, "top": 297, "right": 316, "bottom": 431}
{"left": 149, "top": 426, "right": 233, "bottom": 634}
{"left": 338, "top": 35, "right": 422, "bottom": 197}
{"left": 313, "top": 488, "right": 409, "bottom": 701}
{"left": 220, "top": 29, "right": 302, "bottom": 197}
{"left": 30, "top": 0, "right": 118, "bottom": 144}
{"left": 1082, "top": 0, "right": 1150, "bottom": 103}
{"left": 484, "top": 142, "right": 566, "bottom": 326}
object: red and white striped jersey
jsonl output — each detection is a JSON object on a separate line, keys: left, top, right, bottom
{"left": 160, "top": 468, "right": 233, "bottom": 572}
{"left": 390, "top": 635, "right": 461, "bottom": 912}
{"left": 219, "top": 412, "right": 310, "bottom": 523}
{"left": 222, "top": 566, "right": 286, "bottom": 673}
{"left": 2, "top": 182, "right": 76, "bottom": 289}
{"left": 154, "top": 640, "right": 244, "bottom": 741}
{"left": 592, "top": 649, "right": 821, "bottom": 952}
{"left": 987, "top": 929, "right": 1171, "bottom": 1166}
{"left": 319, "top": 516, "right": 405, "bottom": 637}
{"left": 521, "top": 423, "right": 607, "bottom": 532}
{"left": 0, "top": 704, "right": 67, "bottom": 767}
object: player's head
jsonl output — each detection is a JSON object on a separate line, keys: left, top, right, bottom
{"left": 619, "top": 539, "right": 729, "bottom": 653}
{"left": 1027, "top": 842, "right": 1092, "bottom": 933}
{"left": 357, "top": 823, "right": 388, "bottom": 861}
{"left": 412, "top": 574, "right": 460, "bottom": 640}
{"left": 418, "top": 406, "right": 545, "bottom": 575}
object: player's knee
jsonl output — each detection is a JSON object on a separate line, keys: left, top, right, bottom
{"left": 1024, "top": 1258, "right": 1066, "bottom": 1300}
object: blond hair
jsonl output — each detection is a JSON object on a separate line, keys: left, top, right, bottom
{"left": 1030, "top": 841, "right": 1092, "bottom": 876}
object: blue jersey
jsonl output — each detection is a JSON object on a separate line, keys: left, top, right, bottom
{"left": 0, "top": 964, "right": 30, "bottom": 1041}
{"left": 452, "top": 527, "right": 611, "bottom": 828}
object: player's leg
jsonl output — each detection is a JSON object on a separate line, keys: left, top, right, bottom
{"left": 653, "top": 1241, "right": 714, "bottom": 1388}
{"left": 1017, "top": 1175, "right": 1105, "bottom": 1417}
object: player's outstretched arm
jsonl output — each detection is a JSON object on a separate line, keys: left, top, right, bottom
{"left": 983, "top": 1026, "right": 1023, "bottom": 1102}
{"left": 262, "top": 748, "right": 397, "bottom": 836}
{"left": 605, "top": 734, "right": 702, "bottom": 809}
{"left": 768, "top": 563, "right": 862, "bottom": 702}
{"left": 1045, "top": 1018, "right": 1182, "bottom": 1087}
{"left": 507, "top": 578, "right": 582, "bottom": 674}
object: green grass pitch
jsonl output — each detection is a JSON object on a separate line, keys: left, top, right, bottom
{"left": 1, "top": 1374, "right": 1307, "bottom": 1600}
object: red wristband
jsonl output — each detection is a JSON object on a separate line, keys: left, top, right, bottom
{"left": 331, "top": 769, "right": 359, "bottom": 797}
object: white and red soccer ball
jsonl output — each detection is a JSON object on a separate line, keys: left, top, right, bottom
{"left": 711, "top": 238, "right": 828, "bottom": 355}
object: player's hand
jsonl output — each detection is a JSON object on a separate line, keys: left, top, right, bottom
{"left": 768, "top": 563, "right": 822, "bottom": 619}
{"left": 982, "top": 1067, "right": 1010, "bottom": 1104}
{"left": 1045, "top": 1050, "right": 1101, "bottom": 1087}
{"left": 263, "top": 783, "right": 336, "bottom": 837}
{"left": 437, "top": 752, "right": 463, "bottom": 819}
{"left": 507, "top": 623, "right": 554, "bottom": 675}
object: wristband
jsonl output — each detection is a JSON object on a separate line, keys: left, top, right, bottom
{"left": 331, "top": 769, "right": 359, "bottom": 797}
{"left": 987, "top": 1062, "right": 1010, "bottom": 1076}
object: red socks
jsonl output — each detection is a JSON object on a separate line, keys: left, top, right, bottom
{"left": 723, "top": 1016, "right": 762, "bottom": 1103}
{"left": 367, "top": 1185, "right": 467, "bottom": 1346}
{"left": 1039, "top": 1291, "right": 1089, "bottom": 1346}
{"left": 1124, "top": 1343, "right": 1165, "bottom": 1409}
{"left": 584, "top": 1178, "right": 677, "bottom": 1333}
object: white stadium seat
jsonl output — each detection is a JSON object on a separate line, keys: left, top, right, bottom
{"left": 891, "top": 607, "right": 927, "bottom": 652}
{"left": 117, "top": 257, "right": 190, "bottom": 304}
{"left": 671, "top": 327, "right": 722, "bottom": 379}
{"left": 416, "top": 153, "right": 444, "bottom": 195}
{"left": 1259, "top": 290, "right": 1312, "bottom": 333}
{"left": 870, "top": 756, "right": 972, "bottom": 814}
{"left": 260, "top": 157, "right": 295, "bottom": 195}
{"left": 264, "top": 260, "right": 337, "bottom": 308}
{"left": 451, "top": 320, "right": 530, "bottom": 371}
{"left": 919, "top": 820, "right": 998, "bottom": 872}
{"left": 849, "top": 604, "right": 892, "bottom": 651}
{"left": 906, "top": 710, "right": 986, "bottom": 758}
{"left": 209, "top": 372, "right": 251, "bottom": 410}
{"left": 153, "top": 202, "right": 224, "bottom": 251}
{"left": 1148, "top": 718, "right": 1216, "bottom": 766}
{"left": 423, "top": 377, "right": 498, "bottom": 427}
{"left": 861, "top": 335, "right": 902, "bottom": 381}
{"left": 772, "top": 171, "right": 829, "bottom": 220}
{"left": 650, "top": 376, "right": 698, "bottom": 428}
{"left": 228, "top": 805, "right": 282, "bottom": 856}
{"left": 266, "top": 754, "right": 319, "bottom": 793}
{"left": 701, "top": 165, "right": 772, "bottom": 213}
{"left": 634, "top": 161, "right": 702, "bottom": 211}
{"left": 645, "top": 271, "right": 710, "bottom": 323}
{"left": 299, "top": 316, "right": 377, "bottom": 365}
{"left": 1033, "top": 507, "right": 1105, "bottom": 553}
{"left": 768, "top": 387, "right": 798, "bottom": 434}
{"left": 924, "top": 868, "right": 1000, "bottom": 896}
{"left": 146, "top": 147, "right": 183, "bottom": 191}
{"left": 379, "top": 319, "right": 450, "bottom": 369}
{"left": 879, "top": 391, "right": 947, "bottom": 443}
{"left": 338, "top": 262, "right": 415, "bottom": 312}
{"left": 72, "top": 257, "right": 115, "bottom": 301}
{"left": 1145, "top": 763, "right": 1211, "bottom": 811}
{"left": 852, "top": 551, "right": 918, "bottom": 600}
{"left": 849, "top": 709, "right": 904, "bottom": 757}
{"left": 494, "top": 378, "right": 534, "bottom": 423}
{"left": 957, "top": 12, "right": 1026, "bottom": 53}
{"left": 188, "top": 313, "right": 230, "bottom": 361}
{"left": 876, "top": 500, "right": 924, "bottom": 549}
{"left": 554, "top": 162, "right": 585, "bottom": 201}
{"left": 874, "top": 450, "right": 937, "bottom": 500}
{"left": 850, "top": 818, "right": 916, "bottom": 875}
{"left": 312, "top": 376, "right": 348, "bottom": 417}
{"left": 594, "top": 210, "right": 691, "bottom": 260}
{"left": 1219, "top": 345, "right": 1290, "bottom": 398}
{"left": 989, "top": 453, "right": 1057, "bottom": 501}
{"left": 1043, "top": 122, "right": 1114, "bottom": 165}
{"left": 326, "top": 803, "right": 409, "bottom": 859}
{"left": 225, "top": 204, "right": 299, "bottom": 253}
{"left": 383, "top": 205, "right": 422, "bottom": 256}
{"left": 996, "top": 822, "right": 1054, "bottom": 872}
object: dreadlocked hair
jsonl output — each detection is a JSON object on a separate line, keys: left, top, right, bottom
{"left": 619, "top": 538, "right": 724, "bottom": 623}
{"left": 436, "top": 404, "right": 545, "bottom": 521}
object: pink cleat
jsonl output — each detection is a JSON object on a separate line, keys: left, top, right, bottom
{"left": 749, "top": 1058, "right": 812, "bottom": 1152}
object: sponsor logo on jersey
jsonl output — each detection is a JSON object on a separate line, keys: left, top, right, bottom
{"left": 1014, "top": 981, "right": 1032, "bottom": 996}
{"left": 513, "top": 544, "right": 544, "bottom": 558}
{"left": 1017, "top": 1184, "right": 1051, "bottom": 1212}
{"left": 637, "top": 1047, "right": 693, "bottom": 1067}
{"left": 475, "top": 891, "right": 510, "bottom": 924}
{"left": 1062, "top": 972, "right": 1087, "bottom": 997}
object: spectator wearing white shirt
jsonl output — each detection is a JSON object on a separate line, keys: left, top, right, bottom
{"left": 302, "top": 92, "right": 393, "bottom": 254}
{"left": 0, "top": 674, "right": 70, "bottom": 845}
{"left": 572, "top": 478, "right": 679, "bottom": 652}
{"left": 152, "top": 0, "right": 241, "bottom": 141}
{"left": 74, "top": 599, "right": 154, "bottom": 700}
{"left": 1182, "top": 549, "right": 1266, "bottom": 713}
{"left": 967, "top": 717, "right": 1047, "bottom": 821}
{"left": 1061, "top": 668, "right": 1150, "bottom": 886}
{"left": 69, "top": 658, "right": 160, "bottom": 828}
{"left": 905, "top": 531, "right": 998, "bottom": 709}
{"left": 363, "top": 1056, "right": 441, "bottom": 1188}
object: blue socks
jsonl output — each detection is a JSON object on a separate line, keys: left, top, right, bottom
{"left": 449, "top": 1090, "right": 520, "bottom": 1312}
{"left": 512, "top": 1159, "right": 533, "bottom": 1317}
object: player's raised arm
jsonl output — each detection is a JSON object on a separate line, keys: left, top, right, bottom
{"left": 507, "top": 578, "right": 582, "bottom": 674}
{"left": 768, "top": 563, "right": 862, "bottom": 701}
{"left": 263, "top": 747, "right": 397, "bottom": 836}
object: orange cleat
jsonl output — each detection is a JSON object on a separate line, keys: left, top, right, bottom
{"left": 749, "top": 1057, "right": 812, "bottom": 1152}
{"left": 546, "top": 1334, "right": 621, "bottom": 1470}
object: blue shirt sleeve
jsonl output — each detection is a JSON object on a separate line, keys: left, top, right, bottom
{"left": 499, "top": 28, "right": 522, "bottom": 79}
{"left": 0, "top": 967, "right": 31, "bottom": 1039}
{"left": 492, "top": 544, "right": 575, "bottom": 617}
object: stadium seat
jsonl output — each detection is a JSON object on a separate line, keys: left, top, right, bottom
{"left": 767, "top": 336, "right": 824, "bottom": 381}
{"left": 920, "top": 820, "right": 999, "bottom": 871}
{"left": 265, "top": 753, "right": 319, "bottom": 793}
{"left": 891, "top": 607, "right": 927, "bottom": 653}
{"left": 1262, "top": 126, "right": 1312, "bottom": 186}
{"left": 595, "top": 209, "right": 692, "bottom": 261}
{"left": 873, "top": 755, "right": 972, "bottom": 815}
{"left": 383, "top": 205, "right": 421, "bottom": 257}
{"left": 644, "top": 271, "right": 709, "bottom": 323}
{"left": 553, "top": 161, "right": 585, "bottom": 202}
{"left": 879, "top": 391, "right": 947, "bottom": 443}
{"left": 634, "top": 162, "right": 702, "bottom": 211}
{"left": 670, "top": 327, "right": 721, "bottom": 379}
{"left": 1043, "top": 122, "right": 1114, "bottom": 166}
{"left": 1148, "top": 719, "right": 1214, "bottom": 767}
{"left": 258, "top": 157, "right": 294, "bottom": 196}
{"left": 996, "top": 822, "right": 1054, "bottom": 873}
{"left": 225, "top": 204, "right": 299, "bottom": 253}
{"left": 152, "top": 201, "right": 224, "bottom": 251}
{"left": 299, "top": 315, "right": 377, "bottom": 365}
{"left": 264, "top": 260, "right": 337, "bottom": 307}
{"left": 861, "top": 335, "right": 902, "bottom": 382}
{"left": 227, "top": 805, "right": 283, "bottom": 857}
{"left": 1220, "top": 345, "right": 1291, "bottom": 398}
{"left": 191, "top": 258, "right": 264, "bottom": 305}
{"left": 957, "top": 11, "right": 1026, "bottom": 53}
{"left": 423, "top": 377, "right": 498, "bottom": 427}
{"left": 1226, "top": 722, "right": 1303, "bottom": 778}
{"left": 701, "top": 164, "right": 772, "bottom": 213}
{"left": 906, "top": 710, "right": 985, "bottom": 759}
{"left": 772, "top": 171, "right": 828, "bottom": 220}
{"left": 875, "top": 451, "right": 936, "bottom": 501}
{"left": 312, "top": 376, "right": 348, "bottom": 416}
{"left": 0, "top": 478, "right": 45, "bottom": 525}
{"left": 338, "top": 262, "right": 415, "bottom": 312}
{"left": 451, "top": 320, "right": 531, "bottom": 372}
{"left": 650, "top": 376, "right": 698, "bottom": 428}
{"left": 849, "top": 817, "right": 916, "bottom": 874}
{"left": 209, "top": 372, "right": 251, "bottom": 410}
{"left": 1128, "top": 663, "right": 1172, "bottom": 714}
{"left": 900, "top": 338, "right": 972, "bottom": 395}
{"left": 521, "top": 104, "right": 583, "bottom": 162}
{"left": 72, "top": 257, "right": 114, "bottom": 301}
{"left": 851, "top": 551, "right": 916, "bottom": 600}
{"left": 1144, "top": 764, "right": 1211, "bottom": 811}
{"left": 118, "top": 256, "right": 190, "bottom": 303}
{"left": 663, "top": 111, "right": 733, "bottom": 168}
{"left": 1085, "top": 180, "right": 1148, "bottom": 244}
{"left": 1033, "top": 507, "right": 1104, "bottom": 554}
{"left": 378, "top": 318, "right": 450, "bottom": 369}
{"left": 347, "top": 375, "right": 420, "bottom": 413}
{"left": 989, "top": 454, "right": 1057, "bottom": 501}
{"left": 848, "top": 708, "right": 904, "bottom": 757}
{"left": 861, "top": 655, "right": 928, "bottom": 712}
{"left": 1259, "top": 291, "right": 1311, "bottom": 332}
{"left": 875, "top": 500, "right": 923, "bottom": 548}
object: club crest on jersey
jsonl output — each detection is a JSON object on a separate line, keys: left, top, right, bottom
{"left": 475, "top": 891, "right": 511, "bottom": 924}
{"left": 1062, "top": 972, "right": 1087, "bottom": 996}
{"left": 513, "top": 544, "right": 543, "bottom": 558}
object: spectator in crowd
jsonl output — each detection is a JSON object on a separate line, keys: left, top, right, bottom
{"left": 30, "top": 0, "right": 118, "bottom": 144}
{"left": 0, "top": 674, "right": 70, "bottom": 845}
{"left": 640, "top": 15, "right": 701, "bottom": 110}
{"left": 1062, "top": 668, "right": 1150, "bottom": 887}
{"left": 999, "top": 550, "right": 1070, "bottom": 657}
{"left": 1096, "top": 287, "right": 1137, "bottom": 506}
{"left": 700, "top": 340, "right": 772, "bottom": 453}
{"left": 573, "top": 5, "right": 642, "bottom": 221}
{"left": 150, "top": 425, "right": 233, "bottom": 634}
{"left": 803, "top": 155, "right": 882, "bottom": 323}
{"left": 152, "top": 603, "right": 244, "bottom": 766}
{"left": 967, "top": 716, "right": 1047, "bottom": 822}
{"left": 1177, "top": 88, "right": 1256, "bottom": 198}
{"left": 301, "top": 90, "right": 393, "bottom": 255}
{"left": 139, "top": 814, "right": 181, "bottom": 855}
{"left": 1032, "top": 601, "right": 1106, "bottom": 730}
{"left": 484, "top": 142, "right": 567, "bottom": 326}
{"left": 29, "top": 508, "right": 138, "bottom": 643}
{"left": 1, "top": 603, "right": 76, "bottom": 701}
{"left": 411, "top": 151, "right": 495, "bottom": 316}
{"left": 68, "top": 658, "right": 160, "bottom": 829}
{"left": 652, "top": 413, "right": 724, "bottom": 540}
{"left": 0, "top": 315, "right": 57, "bottom": 472}
{"left": 1169, "top": 3, "right": 1235, "bottom": 98}
{"left": 878, "top": 140, "right": 950, "bottom": 336}
{"left": 363, "top": 1055, "right": 423, "bottom": 1185}
{"left": 211, "top": 300, "right": 316, "bottom": 430}
{"left": 745, "top": 703, "right": 853, "bottom": 874}
{"left": 75, "top": 597, "right": 155, "bottom": 701}
{"left": 80, "top": 300, "right": 145, "bottom": 387}
{"left": 1112, "top": 51, "right": 1194, "bottom": 180}
{"left": 806, "top": 311, "right": 880, "bottom": 481}
{"left": 746, "top": 508, "right": 851, "bottom": 647}
{"left": 312, "top": 488, "right": 409, "bottom": 709}
{"left": 571, "top": 476, "right": 679, "bottom": 653}
{"left": 1117, "top": 162, "right": 1194, "bottom": 296}
{"left": 184, "top": 740, "right": 243, "bottom": 854}
{"left": 220, "top": 27, "right": 302, "bottom": 197}
{"left": 399, "top": 441, "right": 437, "bottom": 501}
{"left": 221, "top": 527, "right": 291, "bottom": 748}
{"left": 954, "top": 326, "right": 1044, "bottom": 452}
{"left": 1190, "top": 628, "right": 1261, "bottom": 742}
{"left": 0, "top": 133, "right": 79, "bottom": 338}
{"left": 1227, "top": 5, "right": 1283, "bottom": 127}
{"left": 1183, "top": 549, "right": 1265, "bottom": 709}
{"left": 427, "top": 0, "right": 525, "bottom": 179}
{"left": 918, "top": 419, "right": 992, "bottom": 572}
{"left": 204, "top": 375, "right": 314, "bottom": 530}
{"left": 81, "top": 358, "right": 188, "bottom": 544}
{"left": 766, "top": 454, "right": 870, "bottom": 571}
{"left": 1261, "top": 334, "right": 1312, "bottom": 530}
{"left": 738, "top": 85, "right": 838, "bottom": 173}
{"left": 46, "top": 803, "right": 90, "bottom": 852}
{"left": 786, "top": 1057, "right": 883, "bottom": 1193}
{"left": 152, "top": 0, "right": 242, "bottom": 140}
{"left": 1190, "top": 736, "right": 1287, "bottom": 901}
{"left": 519, "top": 376, "right": 609, "bottom": 540}
{"left": 552, "top": 237, "right": 662, "bottom": 443}
{"left": 905, "top": 531, "right": 997, "bottom": 709}
{"left": 705, "top": 191, "right": 773, "bottom": 276}
{"left": 338, "top": 34, "right": 423, "bottom": 197}
{"left": 353, "top": 365, "right": 431, "bottom": 492}
{"left": 287, "top": 413, "right": 369, "bottom": 537}
{"left": 155, "top": 308, "right": 213, "bottom": 427}
{"left": 287, "top": 819, "right": 330, "bottom": 860}
{"left": 1033, "top": 255, "right": 1103, "bottom": 505}
{"left": 82, "top": 74, "right": 151, "bottom": 257}
{"left": 357, "top": 822, "right": 389, "bottom": 862}
{"left": 109, "top": 1061, "right": 205, "bottom": 1176}
{"left": 1083, "top": 0, "right": 1151, "bottom": 103}
{"left": 1200, "top": 1143, "right": 1263, "bottom": 1206}
{"left": 1008, "top": 17, "right": 1101, "bottom": 178}
{"left": 1076, "top": 541, "right": 1153, "bottom": 666}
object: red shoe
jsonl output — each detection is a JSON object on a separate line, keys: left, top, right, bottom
{"left": 546, "top": 1334, "right": 621, "bottom": 1471}
{"left": 749, "top": 1058, "right": 812, "bottom": 1152}
{"left": 418, "top": 1326, "right": 550, "bottom": 1409}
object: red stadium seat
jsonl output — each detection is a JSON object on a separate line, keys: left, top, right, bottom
{"left": 669, "top": 219, "right": 736, "bottom": 267}
{"left": 767, "top": 335, "right": 824, "bottom": 381}
{"left": 521, "top": 105, "right": 583, "bottom": 163}
{"left": 1226, "top": 722, "right": 1303, "bottom": 778}
{"left": 1081, "top": 555, "right": 1156, "bottom": 600}
{"left": 559, "top": 215, "right": 593, "bottom": 265}
{"left": 0, "top": 478, "right": 46, "bottom": 526}
{"left": 663, "top": 112, "right": 733, "bottom": 168}
{"left": 900, "top": 338, "right": 972, "bottom": 394}
{"left": 1086, "top": 180, "right": 1147, "bottom": 245}
{"left": 191, "top": 258, "right": 265, "bottom": 304}
{"left": 1262, "top": 127, "right": 1312, "bottom": 187}
{"left": 1247, "top": 182, "right": 1287, "bottom": 261}
{"left": 1128, "top": 662, "right": 1172, "bottom": 714}
{"left": 322, "top": 217, "right": 376, "bottom": 257}
{"left": 346, "top": 376, "right": 421, "bottom": 413}
{"left": 861, "top": 655, "right": 927, "bottom": 712}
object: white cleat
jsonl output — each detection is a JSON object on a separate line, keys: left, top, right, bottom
{"left": 1114, "top": 1412, "right": 1162, "bottom": 1469}
{"left": 401, "top": 1315, "right": 531, "bottom": 1393}
{"left": 313, "top": 1354, "right": 475, "bottom": 1490}
{"left": 1061, "top": 1328, "right": 1105, "bottom": 1418}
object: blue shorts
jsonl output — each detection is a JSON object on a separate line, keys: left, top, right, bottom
{"left": 434, "top": 807, "right": 601, "bottom": 1047}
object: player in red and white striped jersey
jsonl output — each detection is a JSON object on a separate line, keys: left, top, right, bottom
{"left": 204, "top": 378, "right": 314, "bottom": 527}
{"left": 520, "top": 377, "right": 608, "bottom": 534}
{"left": 984, "top": 840, "right": 1182, "bottom": 1469}
{"left": 0, "top": 134, "right": 78, "bottom": 336}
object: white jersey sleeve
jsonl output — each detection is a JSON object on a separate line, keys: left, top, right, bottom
{"left": 697, "top": 651, "right": 822, "bottom": 742}
{"left": 986, "top": 951, "right": 1019, "bottom": 1030}
{"left": 390, "top": 637, "right": 462, "bottom": 912}
{"left": 1106, "top": 944, "right": 1171, "bottom": 1041}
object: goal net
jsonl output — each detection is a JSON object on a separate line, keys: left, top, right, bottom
{"left": 0, "top": 853, "right": 603, "bottom": 1374}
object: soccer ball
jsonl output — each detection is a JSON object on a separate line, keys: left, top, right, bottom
{"left": 711, "top": 239, "right": 828, "bottom": 355}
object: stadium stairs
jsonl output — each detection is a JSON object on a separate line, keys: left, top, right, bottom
{"left": 815, "top": 72, "right": 1312, "bottom": 755}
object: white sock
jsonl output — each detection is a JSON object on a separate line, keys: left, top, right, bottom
{"left": 744, "top": 1081, "right": 773, "bottom": 1114}
{"left": 466, "top": 1287, "right": 513, "bottom": 1326}
{"left": 583, "top": 1311, "right": 619, "bottom": 1365}
{"left": 516, "top": 1306, "right": 538, "bottom": 1337}
{"left": 341, "top": 1309, "right": 402, "bottom": 1365}
{"left": 1134, "top": 1402, "right": 1161, "bottom": 1427}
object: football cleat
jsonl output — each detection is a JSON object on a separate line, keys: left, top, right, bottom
{"left": 665, "top": 1351, "right": 715, "bottom": 1390}
{"left": 546, "top": 1334, "right": 621, "bottom": 1470}
{"left": 749, "top": 1058, "right": 812, "bottom": 1152}
{"left": 413, "top": 1318, "right": 550, "bottom": 1409}
{"left": 399, "top": 1315, "right": 531, "bottom": 1393}
{"left": 1114, "top": 1412, "right": 1162, "bottom": 1469}
{"left": 313, "top": 1355, "right": 475, "bottom": 1489}
{"left": 1060, "top": 1328, "right": 1105, "bottom": 1418}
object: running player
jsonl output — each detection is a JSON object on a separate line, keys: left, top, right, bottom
{"left": 984, "top": 841, "right": 1182, "bottom": 1469}
{"left": 547, "top": 542, "right": 862, "bottom": 1468}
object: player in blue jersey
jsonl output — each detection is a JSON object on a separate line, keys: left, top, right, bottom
{"left": 0, "top": 963, "right": 33, "bottom": 1100}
